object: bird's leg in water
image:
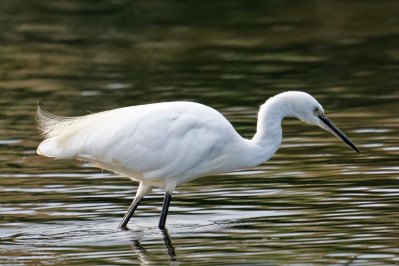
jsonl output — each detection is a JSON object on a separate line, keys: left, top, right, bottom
{"left": 119, "top": 197, "right": 142, "bottom": 229}
{"left": 119, "top": 183, "right": 153, "bottom": 229}
{"left": 159, "top": 192, "right": 172, "bottom": 229}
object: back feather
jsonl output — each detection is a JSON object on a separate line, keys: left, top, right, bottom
{"left": 36, "top": 106, "right": 81, "bottom": 139}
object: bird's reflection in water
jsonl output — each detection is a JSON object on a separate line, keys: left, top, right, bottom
{"left": 162, "top": 229, "right": 177, "bottom": 261}
{"left": 131, "top": 229, "right": 176, "bottom": 263}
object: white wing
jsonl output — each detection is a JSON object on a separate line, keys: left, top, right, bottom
{"left": 37, "top": 102, "right": 241, "bottom": 181}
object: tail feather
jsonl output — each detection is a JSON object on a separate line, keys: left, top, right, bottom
{"left": 36, "top": 106, "right": 78, "bottom": 139}
{"left": 36, "top": 106, "right": 84, "bottom": 158}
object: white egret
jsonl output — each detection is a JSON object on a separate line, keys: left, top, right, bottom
{"left": 36, "top": 91, "right": 359, "bottom": 229}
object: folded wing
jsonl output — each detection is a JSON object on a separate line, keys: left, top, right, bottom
{"left": 37, "top": 102, "right": 239, "bottom": 181}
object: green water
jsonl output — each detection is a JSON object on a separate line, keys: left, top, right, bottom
{"left": 1, "top": 0, "right": 399, "bottom": 264}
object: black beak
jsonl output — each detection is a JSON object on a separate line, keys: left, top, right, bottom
{"left": 318, "top": 114, "right": 360, "bottom": 153}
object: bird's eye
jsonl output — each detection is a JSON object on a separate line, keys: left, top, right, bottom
{"left": 313, "top": 106, "right": 320, "bottom": 115}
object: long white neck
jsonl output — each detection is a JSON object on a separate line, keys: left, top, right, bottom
{"left": 224, "top": 91, "right": 319, "bottom": 172}
{"left": 253, "top": 96, "right": 292, "bottom": 146}
{"left": 242, "top": 94, "right": 297, "bottom": 168}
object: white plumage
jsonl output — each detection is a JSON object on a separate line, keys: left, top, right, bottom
{"left": 37, "top": 91, "right": 359, "bottom": 229}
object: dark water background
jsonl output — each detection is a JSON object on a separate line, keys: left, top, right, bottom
{"left": 1, "top": 0, "right": 399, "bottom": 264}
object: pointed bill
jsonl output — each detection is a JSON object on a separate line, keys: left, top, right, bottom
{"left": 318, "top": 114, "right": 360, "bottom": 153}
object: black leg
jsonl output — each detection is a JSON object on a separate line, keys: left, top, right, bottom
{"left": 118, "top": 184, "right": 153, "bottom": 229}
{"left": 119, "top": 198, "right": 142, "bottom": 229}
{"left": 158, "top": 192, "right": 172, "bottom": 230}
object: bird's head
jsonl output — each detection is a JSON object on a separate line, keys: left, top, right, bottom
{"left": 280, "top": 91, "right": 360, "bottom": 153}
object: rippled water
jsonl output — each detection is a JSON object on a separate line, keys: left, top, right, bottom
{"left": 1, "top": 0, "right": 399, "bottom": 264}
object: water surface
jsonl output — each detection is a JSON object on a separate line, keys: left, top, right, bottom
{"left": 1, "top": 0, "right": 399, "bottom": 264}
